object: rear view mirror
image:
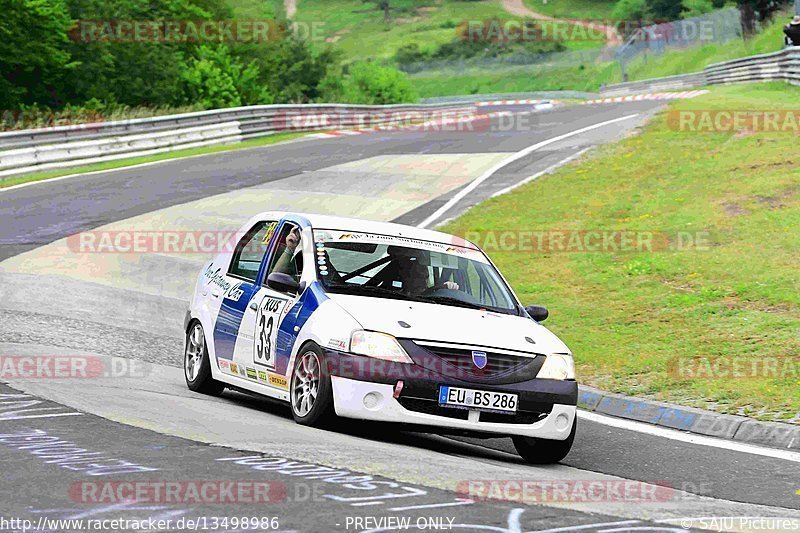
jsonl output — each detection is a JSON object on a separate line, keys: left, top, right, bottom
{"left": 525, "top": 305, "right": 549, "bottom": 322}
{"left": 267, "top": 272, "right": 300, "bottom": 294}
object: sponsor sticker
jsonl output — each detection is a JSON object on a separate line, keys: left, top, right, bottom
{"left": 229, "top": 363, "right": 239, "bottom": 375}
{"left": 225, "top": 283, "right": 244, "bottom": 302}
{"left": 313, "top": 230, "right": 486, "bottom": 263}
{"left": 328, "top": 338, "right": 348, "bottom": 351}
{"left": 268, "top": 374, "right": 288, "bottom": 389}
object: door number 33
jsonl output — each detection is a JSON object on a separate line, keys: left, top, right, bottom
{"left": 255, "top": 297, "right": 283, "bottom": 368}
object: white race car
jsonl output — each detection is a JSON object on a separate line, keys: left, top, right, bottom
{"left": 184, "top": 212, "right": 577, "bottom": 463}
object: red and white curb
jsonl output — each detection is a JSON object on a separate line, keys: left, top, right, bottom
{"left": 475, "top": 99, "right": 560, "bottom": 107}
{"left": 584, "top": 90, "right": 709, "bottom": 104}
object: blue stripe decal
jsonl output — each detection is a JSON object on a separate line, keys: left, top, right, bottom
{"left": 213, "top": 281, "right": 257, "bottom": 361}
{"left": 275, "top": 282, "right": 328, "bottom": 375}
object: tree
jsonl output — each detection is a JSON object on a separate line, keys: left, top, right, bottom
{"left": 180, "top": 45, "right": 272, "bottom": 109}
{"left": 681, "top": 0, "right": 714, "bottom": 18}
{"left": 735, "top": 0, "right": 782, "bottom": 36}
{"left": 0, "top": 0, "right": 73, "bottom": 108}
{"left": 321, "top": 61, "right": 417, "bottom": 104}
{"left": 647, "top": 0, "right": 683, "bottom": 21}
{"left": 613, "top": 0, "right": 649, "bottom": 37}
{"left": 345, "top": 62, "right": 417, "bottom": 104}
{"left": 63, "top": 0, "right": 223, "bottom": 107}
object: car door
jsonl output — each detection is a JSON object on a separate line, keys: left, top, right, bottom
{"left": 212, "top": 220, "right": 278, "bottom": 373}
{"left": 235, "top": 221, "right": 306, "bottom": 390}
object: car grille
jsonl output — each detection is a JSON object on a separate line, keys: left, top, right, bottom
{"left": 397, "top": 398, "right": 551, "bottom": 425}
{"left": 397, "top": 398, "right": 469, "bottom": 420}
{"left": 415, "top": 342, "right": 537, "bottom": 378}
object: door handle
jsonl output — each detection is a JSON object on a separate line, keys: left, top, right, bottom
{"left": 211, "top": 290, "right": 220, "bottom": 298}
{"left": 249, "top": 302, "right": 258, "bottom": 310}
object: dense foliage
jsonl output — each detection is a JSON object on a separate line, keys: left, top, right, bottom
{"left": 0, "top": 0, "right": 417, "bottom": 117}
{"left": 394, "top": 18, "right": 565, "bottom": 65}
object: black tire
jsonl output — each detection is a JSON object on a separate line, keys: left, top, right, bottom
{"left": 290, "top": 343, "right": 335, "bottom": 427}
{"left": 184, "top": 321, "right": 225, "bottom": 396}
{"left": 512, "top": 418, "right": 576, "bottom": 464}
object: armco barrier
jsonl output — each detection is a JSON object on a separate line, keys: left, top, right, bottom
{"left": 600, "top": 46, "right": 800, "bottom": 96}
{"left": 600, "top": 71, "right": 708, "bottom": 96}
{"left": 0, "top": 102, "right": 477, "bottom": 179}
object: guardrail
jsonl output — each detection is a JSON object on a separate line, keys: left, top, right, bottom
{"left": 600, "top": 46, "right": 800, "bottom": 96}
{"left": 0, "top": 102, "right": 478, "bottom": 179}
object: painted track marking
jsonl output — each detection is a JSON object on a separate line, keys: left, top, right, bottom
{"left": 579, "top": 410, "right": 800, "bottom": 463}
{"left": 490, "top": 147, "right": 590, "bottom": 198}
{"left": 416, "top": 114, "right": 640, "bottom": 229}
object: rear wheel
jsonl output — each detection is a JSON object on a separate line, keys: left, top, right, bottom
{"left": 290, "top": 344, "right": 335, "bottom": 427}
{"left": 512, "top": 418, "right": 576, "bottom": 464}
{"left": 184, "top": 321, "right": 225, "bottom": 396}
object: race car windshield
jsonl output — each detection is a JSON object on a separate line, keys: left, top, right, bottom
{"left": 313, "top": 230, "right": 519, "bottom": 314}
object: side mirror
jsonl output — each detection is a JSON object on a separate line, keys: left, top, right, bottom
{"left": 267, "top": 272, "right": 300, "bottom": 294}
{"left": 525, "top": 305, "right": 549, "bottom": 322}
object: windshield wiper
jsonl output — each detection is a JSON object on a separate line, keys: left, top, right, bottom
{"left": 325, "top": 284, "right": 424, "bottom": 302}
{"left": 418, "top": 295, "right": 489, "bottom": 311}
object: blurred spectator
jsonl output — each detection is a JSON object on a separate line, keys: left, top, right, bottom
{"left": 784, "top": 16, "right": 800, "bottom": 46}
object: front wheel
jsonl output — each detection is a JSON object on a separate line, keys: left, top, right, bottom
{"left": 184, "top": 321, "right": 225, "bottom": 396}
{"left": 512, "top": 418, "right": 576, "bottom": 464}
{"left": 290, "top": 344, "right": 335, "bottom": 427}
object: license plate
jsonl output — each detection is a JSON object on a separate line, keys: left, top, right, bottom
{"left": 438, "top": 386, "right": 518, "bottom": 413}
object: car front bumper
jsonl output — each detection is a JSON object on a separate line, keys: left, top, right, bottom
{"left": 325, "top": 350, "right": 577, "bottom": 440}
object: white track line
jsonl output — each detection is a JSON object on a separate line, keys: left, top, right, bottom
{"left": 416, "top": 114, "right": 640, "bottom": 229}
{"left": 490, "top": 147, "right": 590, "bottom": 198}
{"left": 578, "top": 411, "right": 800, "bottom": 463}
{"left": 529, "top": 521, "right": 641, "bottom": 533}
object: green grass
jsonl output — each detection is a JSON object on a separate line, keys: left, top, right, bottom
{"left": 523, "top": 0, "right": 618, "bottom": 20}
{"left": 411, "top": 61, "right": 620, "bottom": 97}
{"left": 229, "top": 0, "right": 282, "bottom": 19}
{"left": 286, "top": 0, "right": 602, "bottom": 63}
{"left": 441, "top": 83, "right": 800, "bottom": 422}
{"left": 0, "top": 132, "right": 307, "bottom": 189}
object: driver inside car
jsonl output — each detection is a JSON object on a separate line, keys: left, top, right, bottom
{"left": 386, "top": 247, "right": 459, "bottom": 295}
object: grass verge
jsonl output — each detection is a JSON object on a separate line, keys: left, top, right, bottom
{"left": 442, "top": 82, "right": 800, "bottom": 422}
{"left": 522, "top": 0, "right": 618, "bottom": 21}
{"left": 410, "top": 9, "right": 792, "bottom": 98}
{"left": 0, "top": 132, "right": 307, "bottom": 190}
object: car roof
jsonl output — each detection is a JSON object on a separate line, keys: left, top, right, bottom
{"left": 254, "top": 211, "right": 479, "bottom": 250}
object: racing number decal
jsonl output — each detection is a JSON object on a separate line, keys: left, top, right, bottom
{"left": 254, "top": 296, "right": 287, "bottom": 369}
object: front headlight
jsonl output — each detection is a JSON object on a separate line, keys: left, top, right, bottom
{"left": 350, "top": 330, "right": 414, "bottom": 364}
{"left": 537, "top": 353, "right": 575, "bottom": 380}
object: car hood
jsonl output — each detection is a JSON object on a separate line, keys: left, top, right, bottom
{"left": 327, "top": 294, "right": 570, "bottom": 355}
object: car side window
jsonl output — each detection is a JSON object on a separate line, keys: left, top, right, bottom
{"left": 228, "top": 221, "right": 278, "bottom": 281}
{"left": 264, "top": 222, "right": 304, "bottom": 288}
